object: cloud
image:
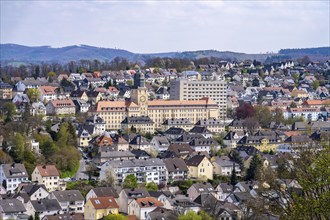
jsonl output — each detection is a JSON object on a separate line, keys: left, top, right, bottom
{"left": 1, "top": 0, "right": 329, "bottom": 53}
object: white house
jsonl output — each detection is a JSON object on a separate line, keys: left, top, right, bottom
{"left": 0, "top": 163, "right": 29, "bottom": 193}
{"left": 128, "top": 197, "right": 163, "bottom": 220}
{"left": 32, "top": 165, "right": 60, "bottom": 192}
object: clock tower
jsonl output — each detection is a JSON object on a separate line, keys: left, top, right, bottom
{"left": 131, "top": 71, "right": 148, "bottom": 116}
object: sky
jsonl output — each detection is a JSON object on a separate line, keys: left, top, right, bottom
{"left": 1, "top": 0, "right": 329, "bottom": 54}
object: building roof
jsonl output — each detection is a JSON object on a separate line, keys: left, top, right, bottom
{"left": 49, "top": 99, "right": 75, "bottom": 108}
{"left": 1, "top": 163, "right": 28, "bottom": 179}
{"left": 135, "top": 197, "right": 163, "bottom": 208}
{"left": 122, "top": 116, "right": 154, "bottom": 124}
{"left": 0, "top": 199, "right": 26, "bottom": 213}
{"left": 148, "top": 98, "right": 218, "bottom": 107}
{"left": 186, "top": 154, "right": 207, "bottom": 167}
{"left": 163, "top": 158, "right": 188, "bottom": 172}
{"left": 42, "top": 213, "right": 85, "bottom": 220}
{"left": 39, "top": 86, "right": 57, "bottom": 95}
{"left": 31, "top": 199, "right": 61, "bottom": 212}
{"left": 90, "top": 187, "right": 119, "bottom": 198}
{"left": 36, "top": 165, "right": 59, "bottom": 177}
{"left": 52, "top": 190, "right": 84, "bottom": 202}
{"left": 124, "top": 188, "right": 150, "bottom": 199}
{"left": 89, "top": 196, "right": 119, "bottom": 209}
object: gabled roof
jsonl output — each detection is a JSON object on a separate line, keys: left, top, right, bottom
{"left": 135, "top": 197, "right": 163, "bottom": 208}
{"left": 186, "top": 154, "right": 207, "bottom": 167}
{"left": 1, "top": 163, "right": 28, "bottom": 178}
{"left": 89, "top": 196, "right": 119, "bottom": 209}
{"left": 36, "top": 165, "right": 59, "bottom": 177}
{"left": 0, "top": 199, "right": 26, "bottom": 213}
{"left": 90, "top": 187, "right": 119, "bottom": 198}
{"left": 52, "top": 190, "right": 84, "bottom": 202}
{"left": 164, "top": 158, "right": 188, "bottom": 172}
{"left": 31, "top": 199, "right": 61, "bottom": 212}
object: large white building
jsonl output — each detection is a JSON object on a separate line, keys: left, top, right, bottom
{"left": 169, "top": 78, "right": 227, "bottom": 118}
{"left": 100, "top": 158, "right": 167, "bottom": 185}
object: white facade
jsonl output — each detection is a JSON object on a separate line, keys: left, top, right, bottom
{"left": 0, "top": 164, "right": 29, "bottom": 193}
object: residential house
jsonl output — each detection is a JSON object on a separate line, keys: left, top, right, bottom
{"left": 77, "top": 125, "right": 94, "bottom": 147}
{"left": 162, "top": 119, "right": 194, "bottom": 131}
{"left": 223, "top": 131, "right": 246, "bottom": 148}
{"left": 73, "top": 99, "right": 90, "bottom": 113}
{"left": 129, "top": 135, "right": 151, "bottom": 151}
{"left": 195, "top": 118, "right": 225, "bottom": 133}
{"left": 84, "top": 196, "right": 119, "bottom": 220}
{"left": 128, "top": 197, "right": 164, "bottom": 220}
{"left": 31, "top": 102, "right": 47, "bottom": 116}
{"left": 150, "top": 136, "right": 170, "bottom": 152}
{"left": 70, "top": 90, "right": 88, "bottom": 101}
{"left": 26, "top": 199, "right": 61, "bottom": 219}
{"left": 284, "top": 107, "right": 322, "bottom": 121}
{"left": 46, "top": 99, "right": 76, "bottom": 115}
{"left": 121, "top": 116, "right": 155, "bottom": 134}
{"left": 216, "top": 183, "right": 234, "bottom": 202}
{"left": 187, "top": 182, "right": 216, "bottom": 201}
{"left": 0, "top": 82, "right": 13, "bottom": 99}
{"left": 39, "top": 86, "right": 58, "bottom": 102}
{"left": 0, "top": 163, "right": 29, "bottom": 193}
{"left": 155, "top": 87, "right": 170, "bottom": 100}
{"left": 86, "top": 91, "right": 103, "bottom": 104}
{"left": 93, "top": 151, "right": 135, "bottom": 165}
{"left": 212, "top": 156, "right": 241, "bottom": 176}
{"left": 16, "top": 183, "right": 49, "bottom": 201}
{"left": 85, "top": 187, "right": 119, "bottom": 202}
{"left": 31, "top": 165, "right": 60, "bottom": 192}
{"left": 117, "top": 188, "right": 150, "bottom": 214}
{"left": 163, "top": 158, "right": 188, "bottom": 182}
{"left": 49, "top": 190, "right": 85, "bottom": 213}
{"left": 171, "top": 195, "right": 200, "bottom": 214}
{"left": 42, "top": 213, "right": 85, "bottom": 220}
{"left": 186, "top": 154, "right": 213, "bottom": 180}
{"left": 0, "top": 198, "right": 27, "bottom": 220}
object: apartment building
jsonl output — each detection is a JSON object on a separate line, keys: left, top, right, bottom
{"left": 46, "top": 99, "right": 76, "bottom": 115}
{"left": 100, "top": 158, "right": 167, "bottom": 185}
{"left": 0, "top": 82, "right": 13, "bottom": 100}
{"left": 169, "top": 78, "right": 227, "bottom": 118}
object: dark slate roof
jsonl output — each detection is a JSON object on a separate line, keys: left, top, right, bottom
{"left": 42, "top": 213, "right": 85, "bottom": 220}
{"left": 164, "top": 127, "right": 187, "bottom": 135}
{"left": 86, "top": 91, "right": 101, "bottom": 98}
{"left": 162, "top": 118, "right": 193, "bottom": 126}
{"left": 1, "top": 163, "right": 28, "bottom": 179}
{"left": 90, "top": 187, "right": 119, "bottom": 198}
{"left": 31, "top": 199, "right": 61, "bottom": 212}
{"left": 70, "top": 90, "right": 85, "bottom": 98}
{"left": 189, "top": 126, "right": 212, "bottom": 134}
{"left": 124, "top": 188, "right": 150, "bottom": 199}
{"left": 122, "top": 116, "right": 154, "bottom": 124}
{"left": 52, "top": 190, "right": 84, "bottom": 202}
{"left": 285, "top": 135, "right": 310, "bottom": 143}
{"left": 176, "top": 133, "right": 204, "bottom": 143}
{"left": 129, "top": 135, "right": 150, "bottom": 145}
{"left": 131, "top": 149, "right": 151, "bottom": 158}
{"left": 236, "top": 146, "right": 260, "bottom": 156}
{"left": 189, "top": 137, "right": 218, "bottom": 146}
{"left": 196, "top": 118, "right": 225, "bottom": 126}
{"left": 186, "top": 154, "right": 207, "bottom": 167}
{"left": 77, "top": 124, "right": 94, "bottom": 136}
{"left": 217, "top": 183, "right": 234, "bottom": 193}
{"left": 167, "top": 144, "right": 194, "bottom": 157}
{"left": 147, "top": 207, "right": 176, "bottom": 220}
{"left": 163, "top": 158, "right": 188, "bottom": 172}
{"left": 0, "top": 199, "right": 26, "bottom": 213}
{"left": 20, "top": 183, "right": 47, "bottom": 197}
{"left": 193, "top": 193, "right": 218, "bottom": 207}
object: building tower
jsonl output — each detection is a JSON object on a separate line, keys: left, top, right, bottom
{"left": 131, "top": 71, "right": 148, "bottom": 116}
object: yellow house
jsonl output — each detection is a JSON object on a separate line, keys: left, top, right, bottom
{"left": 84, "top": 196, "right": 119, "bottom": 220}
{"left": 186, "top": 154, "right": 213, "bottom": 180}
{"left": 255, "top": 138, "right": 278, "bottom": 152}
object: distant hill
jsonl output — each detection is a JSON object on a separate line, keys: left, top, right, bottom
{"left": 1, "top": 44, "right": 329, "bottom": 64}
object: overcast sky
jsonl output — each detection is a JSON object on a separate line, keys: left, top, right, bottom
{"left": 1, "top": 0, "right": 329, "bottom": 54}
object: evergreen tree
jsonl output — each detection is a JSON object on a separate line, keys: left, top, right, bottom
{"left": 246, "top": 154, "right": 262, "bottom": 180}
{"left": 230, "top": 163, "right": 238, "bottom": 185}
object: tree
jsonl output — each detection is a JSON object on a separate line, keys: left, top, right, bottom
{"left": 145, "top": 181, "right": 158, "bottom": 191}
{"left": 130, "top": 125, "right": 136, "bottom": 133}
{"left": 243, "top": 117, "right": 260, "bottom": 134}
{"left": 281, "top": 146, "right": 330, "bottom": 219}
{"left": 10, "top": 133, "right": 25, "bottom": 162}
{"left": 99, "top": 169, "right": 116, "bottom": 187}
{"left": 230, "top": 150, "right": 244, "bottom": 171}
{"left": 34, "top": 212, "right": 40, "bottom": 220}
{"left": 312, "top": 79, "right": 320, "bottom": 90}
{"left": 104, "top": 214, "right": 127, "bottom": 220}
{"left": 3, "top": 102, "right": 16, "bottom": 123}
{"left": 246, "top": 154, "right": 262, "bottom": 180}
{"left": 122, "top": 174, "right": 138, "bottom": 188}
{"left": 26, "top": 88, "right": 41, "bottom": 103}
{"left": 47, "top": 71, "right": 56, "bottom": 82}
{"left": 178, "top": 211, "right": 202, "bottom": 220}
{"left": 236, "top": 102, "right": 255, "bottom": 119}
{"left": 273, "top": 108, "right": 284, "bottom": 123}
{"left": 290, "top": 101, "right": 297, "bottom": 108}
{"left": 230, "top": 163, "right": 238, "bottom": 185}
{"left": 254, "top": 105, "right": 272, "bottom": 128}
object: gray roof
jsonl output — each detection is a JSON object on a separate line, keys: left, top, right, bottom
{"left": 52, "top": 190, "right": 84, "bottom": 202}
{"left": 213, "top": 156, "right": 236, "bottom": 167}
{"left": 106, "top": 158, "right": 165, "bottom": 169}
{"left": 124, "top": 188, "right": 150, "bottom": 199}
{"left": 0, "top": 199, "right": 26, "bottom": 213}
{"left": 163, "top": 158, "right": 188, "bottom": 172}
{"left": 162, "top": 118, "right": 193, "bottom": 125}
{"left": 122, "top": 116, "right": 154, "bottom": 124}
{"left": 90, "top": 187, "right": 119, "bottom": 198}
{"left": 196, "top": 118, "right": 225, "bottom": 126}
{"left": 31, "top": 199, "right": 61, "bottom": 212}
{"left": 1, "top": 163, "right": 28, "bottom": 179}
{"left": 99, "top": 151, "right": 135, "bottom": 158}
{"left": 190, "top": 182, "right": 215, "bottom": 193}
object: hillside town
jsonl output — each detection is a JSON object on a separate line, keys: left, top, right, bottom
{"left": 0, "top": 59, "right": 329, "bottom": 220}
